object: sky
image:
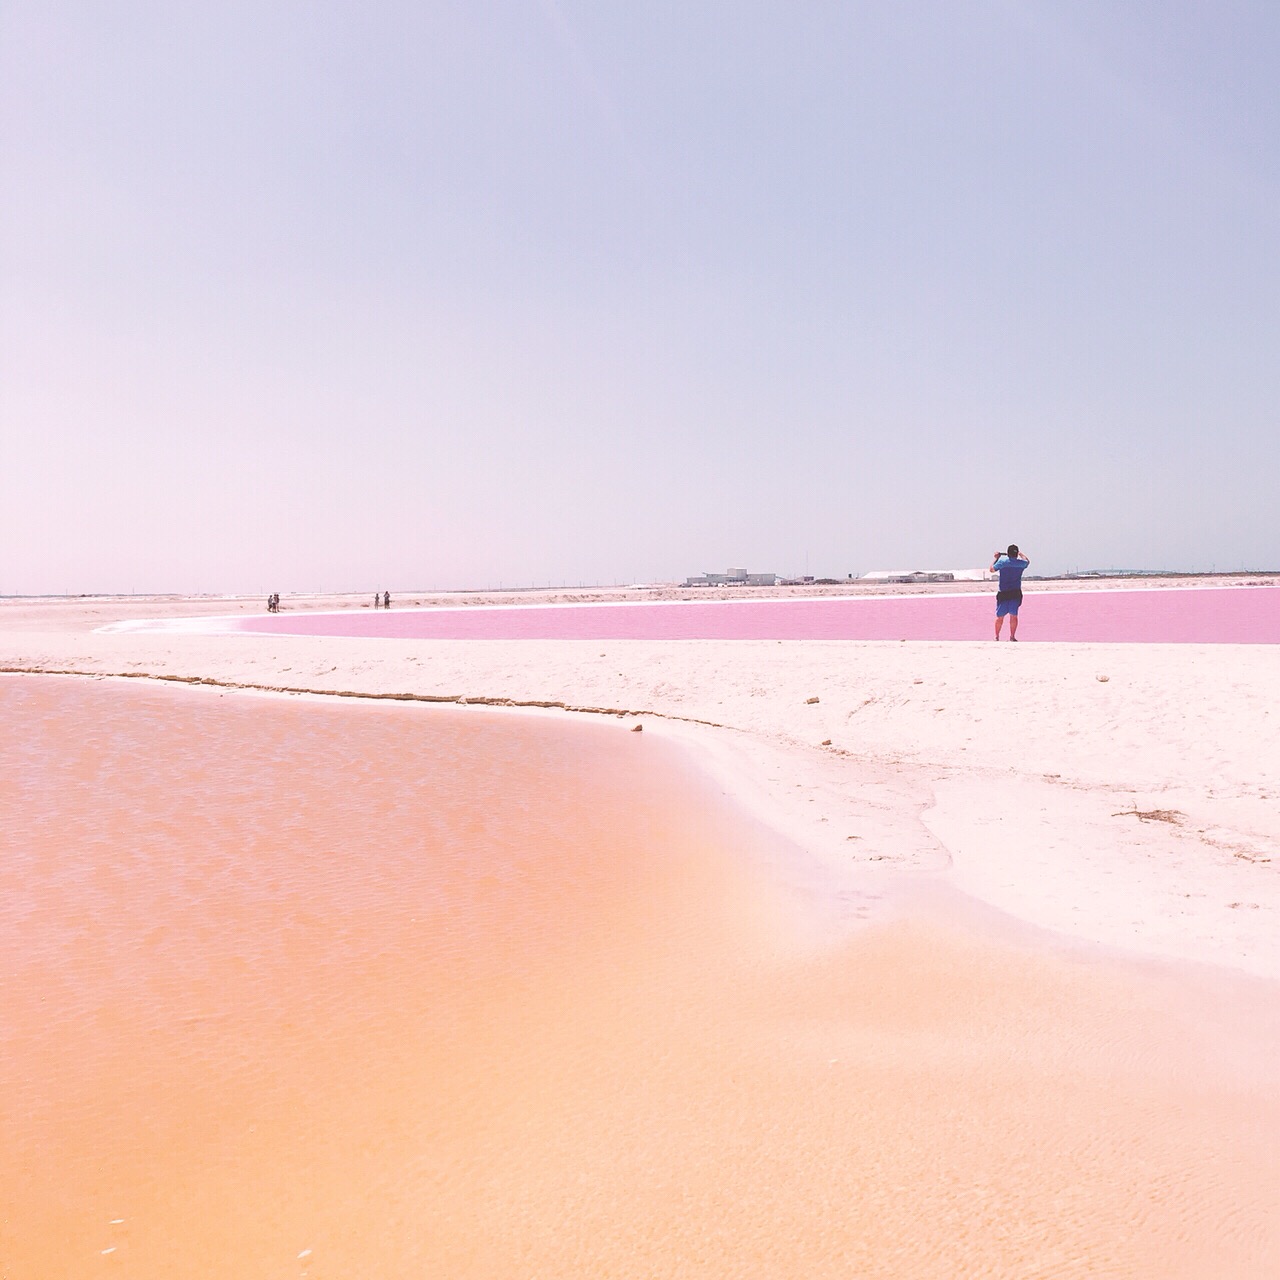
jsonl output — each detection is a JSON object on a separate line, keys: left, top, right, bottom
{"left": 3, "top": 0, "right": 1278, "bottom": 593}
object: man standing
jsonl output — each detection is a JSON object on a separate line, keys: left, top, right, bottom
{"left": 991, "top": 544, "right": 1029, "bottom": 640}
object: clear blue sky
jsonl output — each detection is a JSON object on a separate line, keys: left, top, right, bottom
{"left": 3, "top": 1, "right": 1278, "bottom": 593}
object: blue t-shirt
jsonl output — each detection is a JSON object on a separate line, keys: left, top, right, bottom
{"left": 995, "top": 556, "right": 1029, "bottom": 592}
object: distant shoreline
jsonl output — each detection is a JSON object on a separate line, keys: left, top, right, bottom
{"left": 5, "top": 568, "right": 1279, "bottom": 607}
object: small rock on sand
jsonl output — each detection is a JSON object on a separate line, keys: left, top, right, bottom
{"left": 631, "top": 723, "right": 643, "bottom": 732}
{"left": 806, "top": 696, "right": 820, "bottom": 705}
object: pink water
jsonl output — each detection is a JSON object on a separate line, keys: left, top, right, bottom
{"left": 229, "top": 586, "right": 1280, "bottom": 643}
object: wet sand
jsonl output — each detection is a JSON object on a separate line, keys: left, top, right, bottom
{"left": 4, "top": 675, "right": 1278, "bottom": 1277}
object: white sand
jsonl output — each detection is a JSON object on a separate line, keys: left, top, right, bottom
{"left": 3, "top": 590, "right": 1278, "bottom": 979}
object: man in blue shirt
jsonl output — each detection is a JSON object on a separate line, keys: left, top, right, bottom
{"left": 990, "top": 544, "right": 1030, "bottom": 640}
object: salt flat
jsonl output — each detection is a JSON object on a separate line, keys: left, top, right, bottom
{"left": 3, "top": 586, "right": 1278, "bottom": 978}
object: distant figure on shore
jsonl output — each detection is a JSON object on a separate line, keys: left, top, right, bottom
{"left": 374, "top": 592, "right": 380, "bottom": 609}
{"left": 383, "top": 591, "right": 391, "bottom": 610}
{"left": 991, "top": 545, "right": 1029, "bottom": 640}
{"left": 267, "top": 593, "right": 279, "bottom": 613}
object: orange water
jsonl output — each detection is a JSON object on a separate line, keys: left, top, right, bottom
{"left": 2, "top": 676, "right": 1278, "bottom": 1278}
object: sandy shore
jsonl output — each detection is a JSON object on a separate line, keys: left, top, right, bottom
{"left": 3, "top": 590, "right": 1278, "bottom": 979}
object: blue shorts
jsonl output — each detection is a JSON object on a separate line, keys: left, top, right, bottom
{"left": 996, "top": 598, "right": 1019, "bottom": 617}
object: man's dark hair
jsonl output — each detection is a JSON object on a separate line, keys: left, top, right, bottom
{"left": 1007, "top": 544, "right": 1019, "bottom": 557}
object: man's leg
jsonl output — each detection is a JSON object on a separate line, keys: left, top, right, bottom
{"left": 995, "top": 612, "right": 1004, "bottom": 639}
{"left": 1009, "top": 612, "right": 1019, "bottom": 640}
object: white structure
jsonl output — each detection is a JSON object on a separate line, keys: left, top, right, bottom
{"left": 684, "top": 569, "right": 778, "bottom": 587}
{"left": 860, "top": 568, "right": 992, "bottom": 583}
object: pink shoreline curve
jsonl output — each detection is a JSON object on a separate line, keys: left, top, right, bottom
{"left": 227, "top": 586, "right": 1280, "bottom": 644}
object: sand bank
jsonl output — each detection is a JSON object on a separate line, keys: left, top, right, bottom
{"left": 2, "top": 593, "right": 1279, "bottom": 978}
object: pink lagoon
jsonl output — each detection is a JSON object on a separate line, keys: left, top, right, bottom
{"left": 217, "top": 584, "right": 1280, "bottom": 644}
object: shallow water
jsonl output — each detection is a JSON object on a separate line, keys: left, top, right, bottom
{"left": 2, "top": 676, "right": 1278, "bottom": 1278}
{"left": 220, "top": 584, "right": 1280, "bottom": 643}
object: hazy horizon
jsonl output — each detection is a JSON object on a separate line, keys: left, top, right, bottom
{"left": 4, "top": 2, "right": 1278, "bottom": 594}
{"left": 8, "top": 563, "right": 1280, "bottom": 600}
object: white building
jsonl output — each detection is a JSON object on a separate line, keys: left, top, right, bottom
{"left": 860, "top": 568, "right": 992, "bottom": 583}
{"left": 684, "top": 568, "right": 778, "bottom": 587}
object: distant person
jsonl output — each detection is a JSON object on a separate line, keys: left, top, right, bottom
{"left": 991, "top": 545, "right": 1029, "bottom": 640}
{"left": 267, "top": 594, "right": 274, "bottom": 613}
{"left": 374, "top": 592, "right": 380, "bottom": 609}
{"left": 383, "top": 591, "right": 391, "bottom": 610}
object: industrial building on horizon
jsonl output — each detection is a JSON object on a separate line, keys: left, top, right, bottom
{"left": 684, "top": 565, "right": 992, "bottom": 587}
{"left": 683, "top": 568, "right": 782, "bottom": 587}
{"left": 859, "top": 567, "right": 992, "bottom": 583}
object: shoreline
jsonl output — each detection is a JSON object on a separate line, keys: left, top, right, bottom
{"left": 97, "top": 576, "right": 1280, "bottom": 631}
{"left": 8, "top": 568, "right": 1280, "bottom": 610}
{"left": 12, "top": 662, "right": 1278, "bottom": 1000}
{"left": 3, "top": 593, "right": 1279, "bottom": 981}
